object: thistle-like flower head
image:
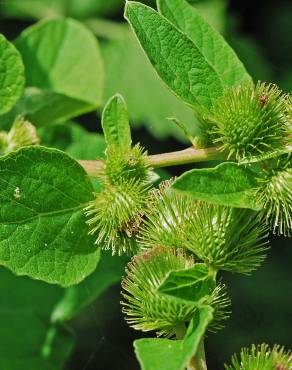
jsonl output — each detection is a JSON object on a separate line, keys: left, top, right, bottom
{"left": 185, "top": 205, "right": 269, "bottom": 274}
{"left": 84, "top": 144, "right": 151, "bottom": 255}
{"left": 210, "top": 82, "right": 290, "bottom": 161}
{"left": 140, "top": 182, "right": 269, "bottom": 274}
{"left": 105, "top": 144, "right": 149, "bottom": 185}
{"left": 225, "top": 344, "right": 292, "bottom": 370}
{"left": 85, "top": 179, "right": 149, "bottom": 255}
{"left": 257, "top": 154, "right": 292, "bottom": 237}
{"left": 139, "top": 180, "right": 197, "bottom": 250}
{"left": 121, "top": 246, "right": 230, "bottom": 336}
{"left": 121, "top": 246, "right": 197, "bottom": 336}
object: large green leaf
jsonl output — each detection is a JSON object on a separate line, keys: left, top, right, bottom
{"left": 101, "top": 27, "right": 199, "bottom": 141}
{"left": 0, "top": 34, "right": 25, "bottom": 115}
{"left": 125, "top": 2, "right": 223, "bottom": 114}
{"left": 0, "top": 268, "right": 74, "bottom": 370}
{"left": 158, "top": 264, "right": 216, "bottom": 303}
{"left": 157, "top": 0, "right": 252, "bottom": 87}
{"left": 102, "top": 94, "right": 132, "bottom": 150}
{"left": 39, "top": 121, "right": 106, "bottom": 160}
{"left": 51, "top": 251, "right": 129, "bottom": 322}
{"left": 0, "top": 146, "right": 100, "bottom": 286}
{"left": 11, "top": 18, "right": 103, "bottom": 125}
{"left": 172, "top": 162, "right": 262, "bottom": 210}
{"left": 134, "top": 305, "right": 213, "bottom": 370}
{"left": 1, "top": 0, "right": 122, "bottom": 20}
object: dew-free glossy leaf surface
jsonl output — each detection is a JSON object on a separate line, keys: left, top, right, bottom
{"left": 0, "top": 146, "right": 100, "bottom": 286}
{"left": 173, "top": 162, "right": 262, "bottom": 210}
{"left": 134, "top": 305, "right": 213, "bottom": 370}
{"left": 158, "top": 264, "right": 216, "bottom": 303}
{"left": 0, "top": 34, "right": 25, "bottom": 115}
{"left": 157, "top": 0, "right": 252, "bottom": 88}
{"left": 102, "top": 94, "right": 132, "bottom": 150}
{"left": 14, "top": 18, "right": 103, "bottom": 125}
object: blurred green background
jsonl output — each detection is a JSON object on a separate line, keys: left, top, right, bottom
{"left": 0, "top": 0, "right": 291, "bottom": 369}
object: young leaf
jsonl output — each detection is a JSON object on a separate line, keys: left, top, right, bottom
{"left": 0, "top": 146, "right": 100, "bottom": 287}
{"left": 124, "top": 2, "right": 223, "bottom": 114}
{"left": 157, "top": 0, "right": 252, "bottom": 88}
{"left": 134, "top": 305, "right": 213, "bottom": 370}
{"left": 0, "top": 268, "right": 74, "bottom": 370}
{"left": 51, "top": 251, "right": 129, "bottom": 322}
{"left": 172, "top": 162, "right": 263, "bottom": 210}
{"left": 158, "top": 264, "right": 216, "bottom": 303}
{"left": 0, "top": 34, "right": 25, "bottom": 114}
{"left": 101, "top": 28, "right": 199, "bottom": 141}
{"left": 102, "top": 94, "right": 132, "bottom": 150}
{"left": 12, "top": 18, "right": 103, "bottom": 125}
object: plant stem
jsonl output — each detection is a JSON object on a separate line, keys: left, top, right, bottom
{"left": 188, "top": 340, "right": 208, "bottom": 370}
{"left": 174, "top": 322, "right": 187, "bottom": 340}
{"left": 78, "top": 146, "right": 225, "bottom": 176}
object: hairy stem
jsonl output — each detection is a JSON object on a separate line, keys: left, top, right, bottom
{"left": 78, "top": 146, "right": 225, "bottom": 176}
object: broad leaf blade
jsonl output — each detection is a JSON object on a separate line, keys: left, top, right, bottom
{"left": 134, "top": 305, "right": 213, "bottom": 370}
{"left": 13, "top": 18, "right": 103, "bottom": 125}
{"left": 172, "top": 162, "right": 262, "bottom": 210}
{"left": 125, "top": 2, "right": 223, "bottom": 114}
{"left": 0, "top": 268, "right": 74, "bottom": 370}
{"left": 102, "top": 94, "right": 132, "bottom": 150}
{"left": 0, "top": 34, "right": 25, "bottom": 114}
{"left": 51, "top": 251, "right": 129, "bottom": 322}
{"left": 0, "top": 146, "right": 100, "bottom": 287}
{"left": 157, "top": 0, "right": 252, "bottom": 88}
{"left": 101, "top": 29, "right": 199, "bottom": 141}
{"left": 158, "top": 264, "right": 216, "bottom": 303}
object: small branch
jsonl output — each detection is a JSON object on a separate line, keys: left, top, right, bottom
{"left": 78, "top": 146, "right": 225, "bottom": 176}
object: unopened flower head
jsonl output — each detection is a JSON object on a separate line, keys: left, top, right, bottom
{"left": 210, "top": 82, "right": 290, "bottom": 161}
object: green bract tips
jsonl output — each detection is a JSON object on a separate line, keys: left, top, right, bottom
{"left": 185, "top": 205, "right": 269, "bottom": 274}
{"left": 225, "top": 344, "right": 292, "bottom": 370}
{"left": 121, "top": 246, "right": 197, "bottom": 336}
{"left": 85, "top": 180, "right": 149, "bottom": 255}
{"left": 0, "top": 116, "right": 39, "bottom": 156}
{"left": 84, "top": 144, "right": 151, "bottom": 255}
{"left": 105, "top": 144, "right": 149, "bottom": 185}
{"left": 121, "top": 246, "right": 230, "bottom": 336}
{"left": 210, "top": 82, "right": 290, "bottom": 161}
{"left": 257, "top": 154, "right": 292, "bottom": 237}
{"left": 139, "top": 180, "right": 196, "bottom": 250}
{"left": 141, "top": 181, "right": 269, "bottom": 274}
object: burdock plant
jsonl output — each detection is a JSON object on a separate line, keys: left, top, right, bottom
{"left": 0, "top": 0, "right": 290, "bottom": 369}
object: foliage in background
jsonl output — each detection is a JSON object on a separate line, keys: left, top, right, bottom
{"left": 0, "top": 0, "right": 291, "bottom": 369}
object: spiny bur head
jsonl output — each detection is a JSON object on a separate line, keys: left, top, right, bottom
{"left": 206, "top": 283, "right": 231, "bottom": 333}
{"left": 140, "top": 182, "right": 269, "bottom": 274}
{"left": 85, "top": 142, "right": 151, "bottom": 255}
{"left": 210, "top": 82, "right": 290, "bottom": 161}
{"left": 257, "top": 154, "right": 292, "bottom": 237}
{"left": 186, "top": 205, "right": 269, "bottom": 274}
{"left": 84, "top": 179, "right": 149, "bottom": 255}
{"left": 225, "top": 344, "right": 292, "bottom": 370}
{"left": 139, "top": 180, "right": 197, "bottom": 250}
{"left": 121, "top": 246, "right": 197, "bottom": 336}
{"left": 0, "top": 116, "right": 39, "bottom": 155}
{"left": 105, "top": 144, "right": 149, "bottom": 185}
{"left": 121, "top": 246, "right": 231, "bottom": 336}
